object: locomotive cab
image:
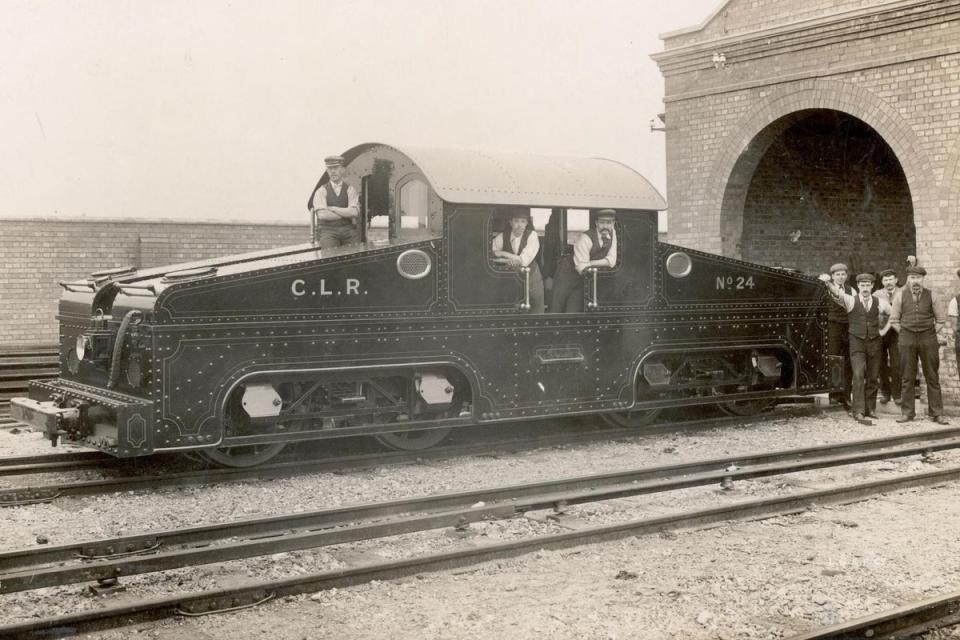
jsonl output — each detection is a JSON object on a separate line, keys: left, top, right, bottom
{"left": 12, "top": 143, "right": 839, "bottom": 466}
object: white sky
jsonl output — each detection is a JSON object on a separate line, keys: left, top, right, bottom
{"left": 0, "top": 0, "right": 720, "bottom": 223}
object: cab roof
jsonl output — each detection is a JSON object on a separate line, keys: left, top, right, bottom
{"left": 325, "top": 143, "right": 667, "bottom": 211}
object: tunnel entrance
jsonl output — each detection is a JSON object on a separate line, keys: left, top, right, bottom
{"left": 721, "top": 109, "right": 915, "bottom": 275}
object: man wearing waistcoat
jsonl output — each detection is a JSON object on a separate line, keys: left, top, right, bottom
{"left": 549, "top": 209, "right": 618, "bottom": 313}
{"left": 888, "top": 264, "right": 949, "bottom": 424}
{"left": 491, "top": 209, "right": 545, "bottom": 314}
{"left": 311, "top": 155, "right": 360, "bottom": 250}
{"left": 873, "top": 269, "right": 902, "bottom": 405}
{"left": 821, "top": 272, "right": 892, "bottom": 425}
{"left": 825, "top": 263, "right": 855, "bottom": 410}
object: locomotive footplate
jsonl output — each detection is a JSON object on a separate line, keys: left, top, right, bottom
{"left": 9, "top": 397, "right": 80, "bottom": 436}
{"left": 11, "top": 379, "right": 154, "bottom": 457}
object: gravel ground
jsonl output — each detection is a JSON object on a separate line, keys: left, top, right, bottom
{"left": 3, "top": 403, "right": 960, "bottom": 638}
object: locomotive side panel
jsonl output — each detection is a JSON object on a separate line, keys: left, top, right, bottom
{"left": 156, "top": 240, "right": 441, "bottom": 322}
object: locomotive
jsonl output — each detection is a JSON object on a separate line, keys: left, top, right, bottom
{"left": 12, "top": 143, "right": 842, "bottom": 466}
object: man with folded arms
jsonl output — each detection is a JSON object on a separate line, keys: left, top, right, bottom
{"left": 888, "top": 264, "right": 949, "bottom": 424}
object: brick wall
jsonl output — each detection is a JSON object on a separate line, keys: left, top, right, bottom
{"left": 740, "top": 113, "right": 916, "bottom": 274}
{"left": 654, "top": 0, "right": 960, "bottom": 401}
{"left": 665, "top": 0, "right": 880, "bottom": 45}
{"left": 0, "top": 217, "right": 308, "bottom": 346}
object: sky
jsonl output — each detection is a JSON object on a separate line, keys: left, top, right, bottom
{"left": 0, "top": 0, "right": 722, "bottom": 223}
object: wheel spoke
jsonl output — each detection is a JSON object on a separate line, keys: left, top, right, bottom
{"left": 202, "top": 442, "right": 286, "bottom": 467}
{"left": 375, "top": 427, "right": 452, "bottom": 451}
{"left": 601, "top": 408, "right": 661, "bottom": 428}
{"left": 717, "top": 398, "right": 776, "bottom": 417}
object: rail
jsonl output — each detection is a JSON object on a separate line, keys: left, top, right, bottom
{"left": 3, "top": 438, "right": 960, "bottom": 637}
{"left": 0, "top": 345, "right": 58, "bottom": 426}
{"left": 0, "top": 406, "right": 828, "bottom": 503}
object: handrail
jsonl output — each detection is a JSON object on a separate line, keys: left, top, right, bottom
{"left": 59, "top": 282, "right": 95, "bottom": 293}
{"left": 519, "top": 266, "right": 531, "bottom": 311}
{"left": 586, "top": 267, "right": 599, "bottom": 310}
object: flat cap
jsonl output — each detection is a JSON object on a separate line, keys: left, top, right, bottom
{"left": 905, "top": 265, "right": 927, "bottom": 276}
{"left": 856, "top": 273, "right": 874, "bottom": 283}
{"left": 595, "top": 209, "right": 617, "bottom": 219}
{"left": 879, "top": 269, "right": 897, "bottom": 279}
{"left": 324, "top": 155, "right": 346, "bottom": 167}
{"left": 829, "top": 263, "right": 848, "bottom": 274}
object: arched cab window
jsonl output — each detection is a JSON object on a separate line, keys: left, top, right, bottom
{"left": 486, "top": 206, "right": 550, "bottom": 314}
{"left": 488, "top": 207, "right": 549, "bottom": 271}
{"left": 366, "top": 173, "right": 438, "bottom": 244}
{"left": 397, "top": 176, "right": 429, "bottom": 231}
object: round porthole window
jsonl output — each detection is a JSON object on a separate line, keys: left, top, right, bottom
{"left": 397, "top": 249, "right": 432, "bottom": 280}
{"left": 665, "top": 252, "right": 692, "bottom": 278}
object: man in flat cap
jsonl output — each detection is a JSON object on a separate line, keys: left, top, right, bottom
{"left": 550, "top": 209, "right": 618, "bottom": 313}
{"left": 825, "top": 263, "right": 855, "bottom": 410}
{"left": 888, "top": 263, "right": 949, "bottom": 424}
{"left": 821, "top": 272, "right": 892, "bottom": 424}
{"left": 310, "top": 155, "right": 360, "bottom": 249}
{"left": 873, "top": 268, "right": 902, "bottom": 405}
{"left": 491, "top": 207, "right": 545, "bottom": 314}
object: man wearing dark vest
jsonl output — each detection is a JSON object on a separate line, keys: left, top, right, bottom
{"left": 873, "top": 268, "right": 902, "bottom": 405}
{"left": 821, "top": 272, "right": 892, "bottom": 425}
{"left": 549, "top": 209, "right": 618, "bottom": 313}
{"left": 825, "top": 263, "right": 855, "bottom": 410}
{"left": 311, "top": 155, "right": 360, "bottom": 250}
{"left": 491, "top": 209, "right": 545, "bottom": 314}
{"left": 888, "top": 264, "right": 949, "bottom": 424}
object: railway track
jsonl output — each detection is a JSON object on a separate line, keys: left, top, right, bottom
{"left": 0, "top": 345, "right": 57, "bottom": 427}
{"left": 0, "top": 405, "right": 825, "bottom": 503}
{"left": 786, "top": 590, "right": 960, "bottom": 638}
{"left": 2, "top": 428, "right": 960, "bottom": 638}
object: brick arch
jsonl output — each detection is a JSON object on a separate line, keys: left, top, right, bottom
{"left": 709, "top": 79, "right": 935, "bottom": 261}
{"left": 942, "top": 136, "right": 960, "bottom": 277}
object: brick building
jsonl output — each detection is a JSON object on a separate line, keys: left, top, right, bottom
{"left": 653, "top": 0, "right": 960, "bottom": 396}
{"left": 0, "top": 217, "right": 306, "bottom": 346}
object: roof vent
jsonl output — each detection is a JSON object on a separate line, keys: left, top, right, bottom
{"left": 397, "top": 249, "right": 431, "bottom": 280}
{"left": 161, "top": 266, "right": 218, "bottom": 283}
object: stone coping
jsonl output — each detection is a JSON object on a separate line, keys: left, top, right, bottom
{"left": 0, "top": 214, "right": 307, "bottom": 228}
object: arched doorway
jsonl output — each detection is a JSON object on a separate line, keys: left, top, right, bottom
{"left": 720, "top": 109, "right": 915, "bottom": 275}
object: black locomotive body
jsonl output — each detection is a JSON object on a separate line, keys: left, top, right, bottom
{"left": 12, "top": 143, "right": 841, "bottom": 466}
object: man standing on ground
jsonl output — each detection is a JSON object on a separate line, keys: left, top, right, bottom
{"left": 822, "top": 272, "right": 892, "bottom": 425}
{"left": 888, "top": 264, "right": 949, "bottom": 424}
{"left": 825, "top": 263, "right": 855, "bottom": 410}
{"left": 874, "top": 268, "right": 902, "bottom": 406}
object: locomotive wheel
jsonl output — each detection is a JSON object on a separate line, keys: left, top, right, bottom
{"left": 717, "top": 398, "right": 776, "bottom": 417}
{"left": 374, "top": 427, "right": 452, "bottom": 451}
{"left": 600, "top": 408, "right": 661, "bottom": 428}
{"left": 201, "top": 442, "right": 287, "bottom": 467}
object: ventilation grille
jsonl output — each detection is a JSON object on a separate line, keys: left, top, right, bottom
{"left": 397, "top": 249, "right": 432, "bottom": 280}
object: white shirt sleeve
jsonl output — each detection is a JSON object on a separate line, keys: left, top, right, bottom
{"left": 491, "top": 234, "right": 504, "bottom": 252}
{"left": 949, "top": 296, "right": 959, "bottom": 318}
{"left": 346, "top": 185, "right": 360, "bottom": 213}
{"left": 517, "top": 232, "right": 540, "bottom": 268}
{"left": 572, "top": 233, "right": 593, "bottom": 274}
{"left": 313, "top": 185, "right": 327, "bottom": 209}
